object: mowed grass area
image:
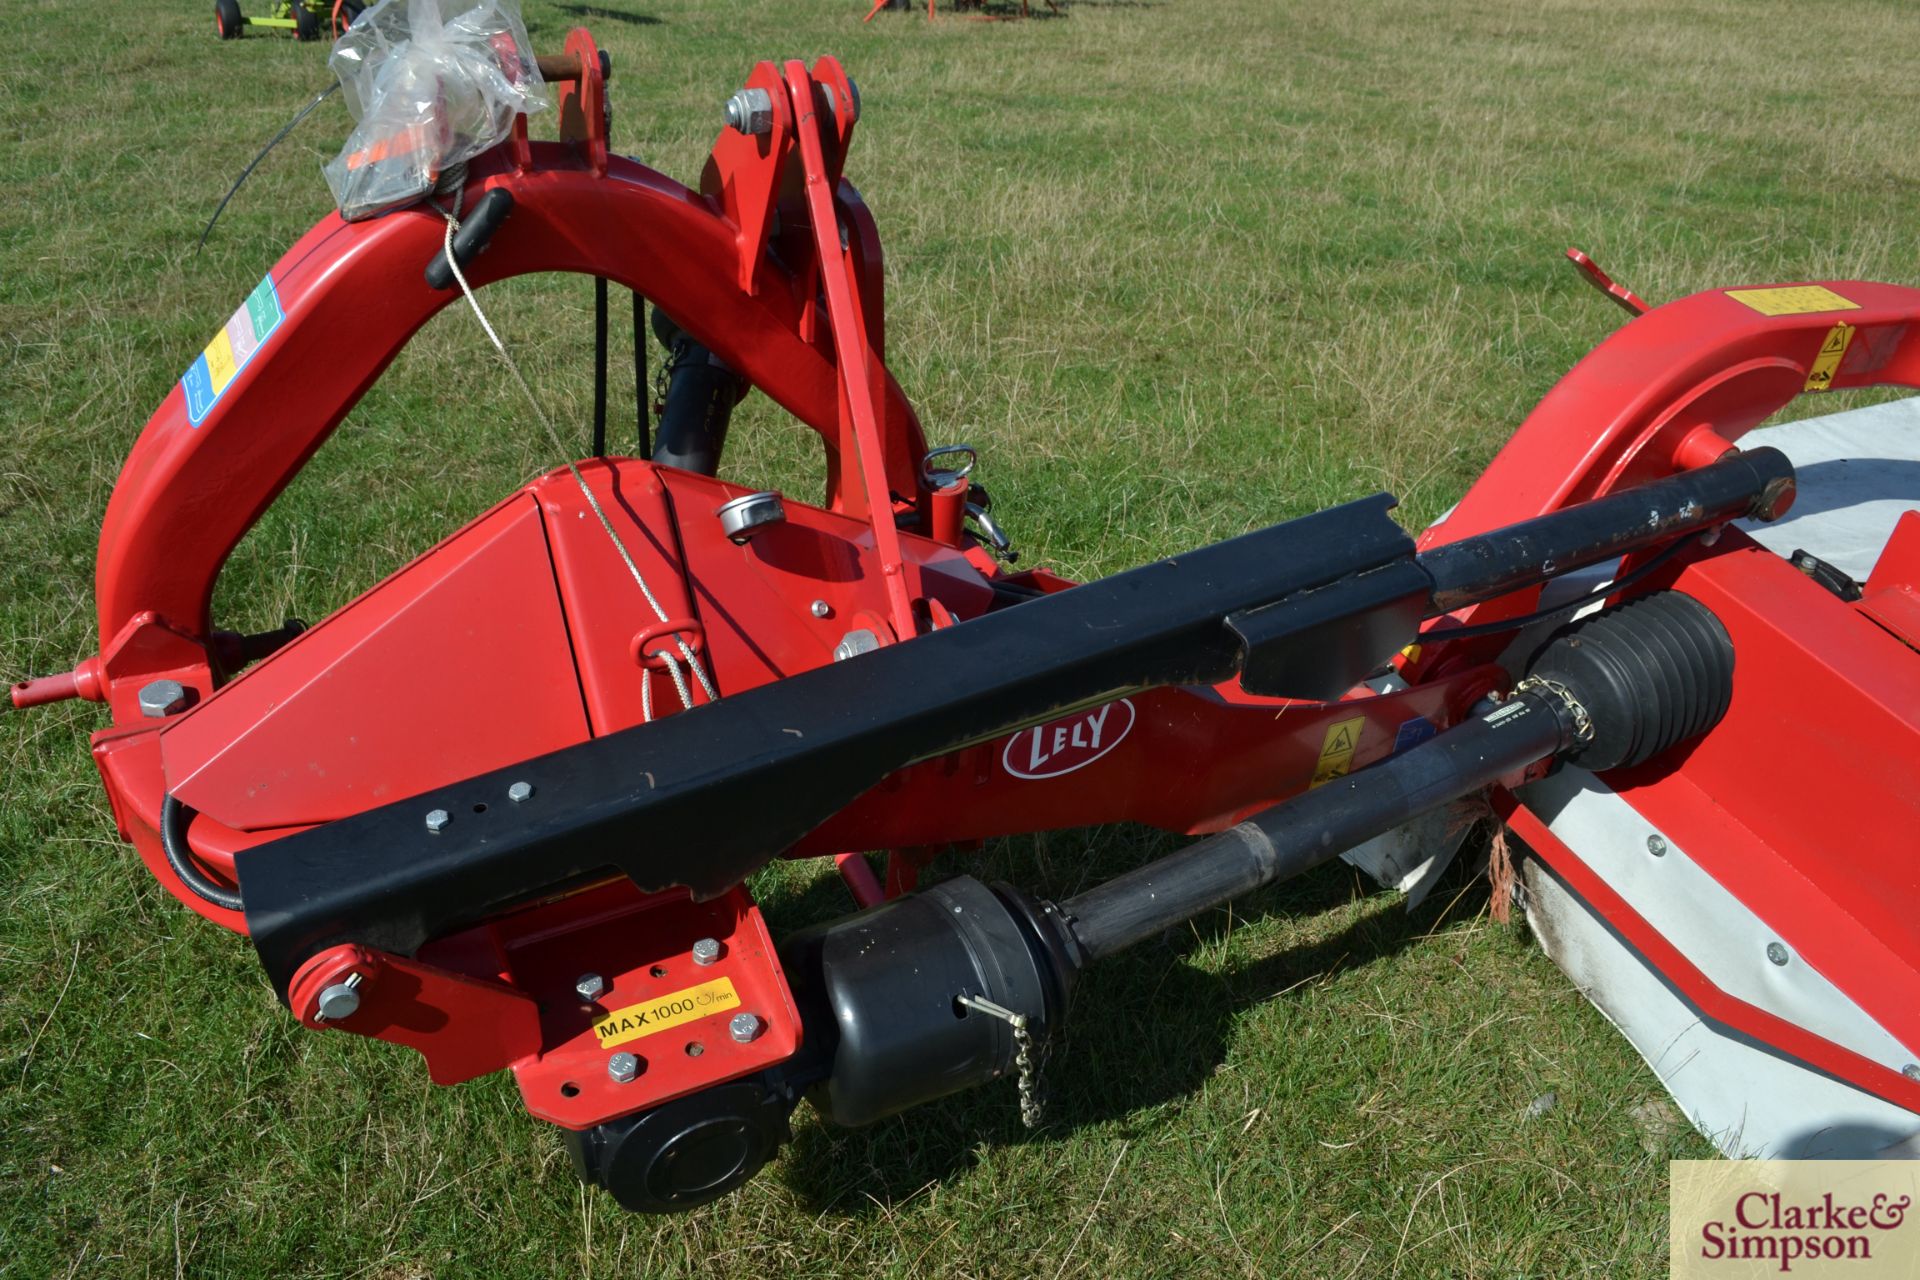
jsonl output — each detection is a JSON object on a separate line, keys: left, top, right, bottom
{"left": 3, "top": 0, "right": 1918, "bottom": 1274}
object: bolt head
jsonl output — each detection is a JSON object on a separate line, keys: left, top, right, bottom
{"left": 1766, "top": 942, "right": 1790, "bottom": 967}
{"left": 691, "top": 938, "right": 721, "bottom": 966}
{"left": 729, "top": 1012, "right": 763, "bottom": 1044}
{"left": 607, "top": 1051, "right": 640, "bottom": 1084}
{"left": 1904, "top": 1064, "right": 1920, "bottom": 1082}
{"left": 810, "top": 599, "right": 832, "bottom": 619}
{"left": 425, "top": 808, "right": 451, "bottom": 833}
{"left": 833, "top": 628, "right": 880, "bottom": 662}
{"left": 508, "top": 780, "right": 534, "bottom": 803}
{"left": 137, "top": 679, "right": 189, "bottom": 719}
{"left": 575, "top": 973, "right": 606, "bottom": 1001}
{"left": 725, "top": 87, "right": 774, "bottom": 137}
{"left": 1646, "top": 835, "right": 1668, "bottom": 857}
{"left": 317, "top": 982, "right": 361, "bottom": 1021}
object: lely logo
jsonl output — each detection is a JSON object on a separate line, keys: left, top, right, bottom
{"left": 1673, "top": 1161, "right": 1920, "bottom": 1278}
{"left": 1002, "top": 699, "right": 1135, "bottom": 780}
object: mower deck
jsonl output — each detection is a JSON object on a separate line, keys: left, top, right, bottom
{"left": 1510, "top": 398, "right": 1920, "bottom": 1157}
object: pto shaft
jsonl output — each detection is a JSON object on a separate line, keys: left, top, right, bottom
{"left": 1060, "top": 687, "right": 1573, "bottom": 961}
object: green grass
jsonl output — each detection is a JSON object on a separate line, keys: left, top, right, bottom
{"left": 4, "top": 0, "right": 1918, "bottom": 1274}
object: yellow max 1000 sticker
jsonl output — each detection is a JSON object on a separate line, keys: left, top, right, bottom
{"left": 592, "top": 976, "right": 742, "bottom": 1049}
{"left": 1724, "top": 285, "right": 1860, "bottom": 317}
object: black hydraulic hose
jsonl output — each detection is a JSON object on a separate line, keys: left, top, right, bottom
{"left": 593, "top": 277, "right": 609, "bottom": 458}
{"left": 160, "top": 794, "right": 245, "bottom": 912}
{"left": 1059, "top": 688, "right": 1576, "bottom": 962}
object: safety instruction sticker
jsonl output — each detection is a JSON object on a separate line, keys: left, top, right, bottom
{"left": 1310, "top": 715, "right": 1366, "bottom": 788}
{"left": 1724, "top": 285, "right": 1859, "bottom": 317}
{"left": 1803, "top": 322, "right": 1856, "bottom": 392}
{"left": 181, "top": 274, "right": 284, "bottom": 426}
{"left": 591, "top": 976, "right": 741, "bottom": 1050}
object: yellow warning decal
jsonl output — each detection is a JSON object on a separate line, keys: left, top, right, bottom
{"left": 1803, "top": 322, "right": 1855, "bottom": 392}
{"left": 592, "top": 977, "right": 741, "bottom": 1050}
{"left": 1725, "top": 285, "right": 1860, "bottom": 317}
{"left": 1311, "top": 715, "right": 1366, "bottom": 788}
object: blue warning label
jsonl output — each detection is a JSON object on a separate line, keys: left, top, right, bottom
{"left": 181, "top": 274, "right": 283, "bottom": 426}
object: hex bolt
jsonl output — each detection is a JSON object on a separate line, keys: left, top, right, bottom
{"left": 316, "top": 975, "right": 363, "bottom": 1022}
{"left": 810, "top": 599, "right": 832, "bottom": 619}
{"left": 729, "top": 1012, "right": 763, "bottom": 1044}
{"left": 425, "top": 808, "right": 451, "bottom": 834}
{"left": 607, "top": 1052, "right": 640, "bottom": 1084}
{"left": 725, "top": 87, "right": 774, "bottom": 136}
{"left": 1905, "top": 1064, "right": 1920, "bottom": 1082}
{"left": 508, "top": 780, "right": 534, "bottom": 803}
{"left": 1766, "top": 942, "right": 1790, "bottom": 967}
{"left": 834, "top": 628, "right": 880, "bottom": 662}
{"left": 138, "top": 679, "right": 189, "bottom": 719}
{"left": 1646, "top": 835, "right": 1667, "bottom": 857}
{"left": 692, "top": 938, "right": 722, "bottom": 966}
{"left": 575, "top": 973, "right": 606, "bottom": 1002}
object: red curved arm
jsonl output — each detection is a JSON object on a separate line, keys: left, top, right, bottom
{"left": 1416, "top": 279, "right": 1920, "bottom": 649}
{"left": 1427, "top": 280, "right": 1920, "bottom": 542}
{"left": 96, "top": 139, "right": 926, "bottom": 650}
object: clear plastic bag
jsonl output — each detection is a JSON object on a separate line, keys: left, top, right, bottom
{"left": 323, "top": 0, "right": 549, "bottom": 222}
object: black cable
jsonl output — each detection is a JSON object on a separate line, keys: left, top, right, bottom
{"left": 197, "top": 82, "right": 341, "bottom": 254}
{"left": 1431, "top": 530, "right": 1706, "bottom": 641}
{"left": 593, "top": 277, "right": 609, "bottom": 457}
{"left": 159, "top": 794, "right": 245, "bottom": 912}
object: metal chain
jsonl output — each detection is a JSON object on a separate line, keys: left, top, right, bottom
{"left": 956, "top": 993, "right": 1046, "bottom": 1128}
{"left": 1515, "top": 674, "right": 1595, "bottom": 744}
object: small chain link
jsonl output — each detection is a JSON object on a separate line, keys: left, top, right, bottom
{"left": 956, "top": 993, "right": 1046, "bottom": 1128}
{"left": 1515, "top": 674, "right": 1594, "bottom": 744}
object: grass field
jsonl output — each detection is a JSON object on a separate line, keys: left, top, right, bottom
{"left": 4, "top": 0, "right": 1919, "bottom": 1274}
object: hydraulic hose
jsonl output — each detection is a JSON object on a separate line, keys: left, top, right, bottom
{"left": 159, "top": 794, "right": 244, "bottom": 912}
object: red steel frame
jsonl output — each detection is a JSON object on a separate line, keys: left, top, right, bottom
{"left": 22, "top": 37, "right": 1920, "bottom": 1134}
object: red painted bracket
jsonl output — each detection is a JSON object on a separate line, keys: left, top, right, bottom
{"left": 1566, "top": 247, "right": 1651, "bottom": 317}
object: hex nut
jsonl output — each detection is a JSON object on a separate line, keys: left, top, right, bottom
{"left": 425, "top": 808, "right": 451, "bottom": 833}
{"left": 729, "top": 1012, "right": 763, "bottom": 1044}
{"left": 725, "top": 87, "right": 774, "bottom": 136}
{"left": 1646, "top": 835, "right": 1667, "bottom": 857}
{"left": 138, "top": 679, "right": 189, "bottom": 719}
{"left": 833, "top": 628, "right": 880, "bottom": 662}
{"left": 607, "top": 1052, "right": 640, "bottom": 1084}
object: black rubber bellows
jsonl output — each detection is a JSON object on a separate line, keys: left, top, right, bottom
{"left": 1526, "top": 590, "right": 1735, "bottom": 773}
